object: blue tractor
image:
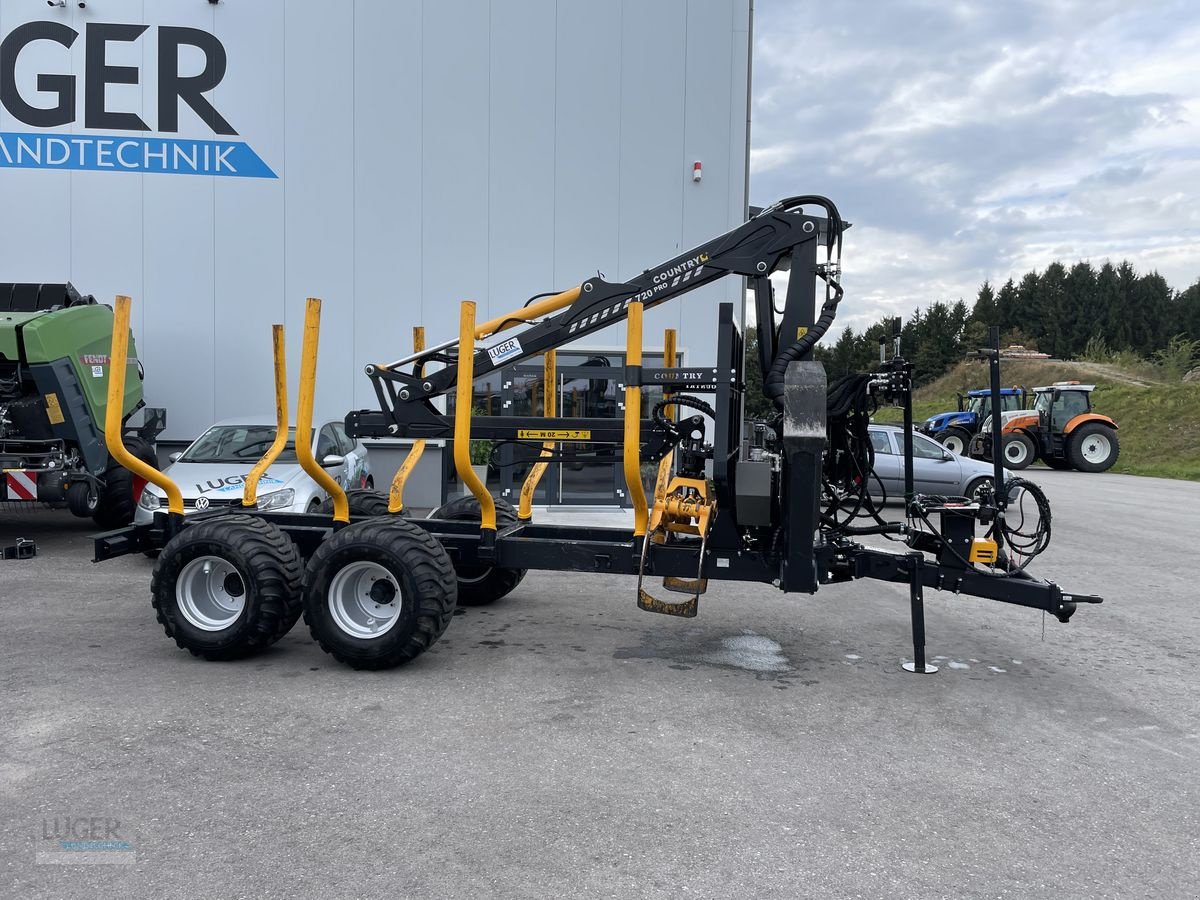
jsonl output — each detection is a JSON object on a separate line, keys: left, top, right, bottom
{"left": 919, "top": 387, "right": 1028, "bottom": 455}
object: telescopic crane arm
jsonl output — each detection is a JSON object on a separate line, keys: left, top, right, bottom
{"left": 357, "top": 197, "right": 844, "bottom": 437}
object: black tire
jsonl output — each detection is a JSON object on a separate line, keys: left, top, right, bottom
{"left": 1042, "top": 456, "right": 1072, "bottom": 470}
{"left": 1067, "top": 423, "right": 1120, "bottom": 473}
{"left": 317, "top": 489, "right": 397, "bottom": 518}
{"left": 151, "top": 514, "right": 304, "bottom": 661}
{"left": 935, "top": 427, "right": 972, "bottom": 456}
{"left": 66, "top": 480, "right": 99, "bottom": 518}
{"left": 93, "top": 436, "right": 158, "bottom": 528}
{"left": 302, "top": 518, "right": 457, "bottom": 670}
{"left": 1001, "top": 432, "right": 1036, "bottom": 470}
{"left": 430, "top": 495, "right": 526, "bottom": 606}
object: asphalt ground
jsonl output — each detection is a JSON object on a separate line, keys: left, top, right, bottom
{"left": 1, "top": 470, "right": 1197, "bottom": 899}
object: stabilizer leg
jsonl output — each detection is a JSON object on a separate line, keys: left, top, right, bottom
{"left": 901, "top": 553, "right": 939, "bottom": 674}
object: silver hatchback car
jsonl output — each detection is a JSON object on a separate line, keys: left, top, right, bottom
{"left": 867, "top": 423, "right": 1000, "bottom": 502}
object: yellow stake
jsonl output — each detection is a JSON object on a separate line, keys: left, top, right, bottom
{"left": 453, "top": 301, "right": 496, "bottom": 530}
{"left": 654, "top": 328, "right": 677, "bottom": 504}
{"left": 104, "top": 296, "right": 184, "bottom": 515}
{"left": 518, "top": 349, "right": 557, "bottom": 521}
{"left": 243, "top": 324, "right": 289, "bottom": 507}
{"left": 389, "top": 326, "right": 427, "bottom": 513}
{"left": 623, "top": 302, "right": 648, "bottom": 536}
{"left": 295, "top": 298, "right": 349, "bottom": 523}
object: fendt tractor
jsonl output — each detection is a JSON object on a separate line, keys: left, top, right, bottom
{"left": 0, "top": 283, "right": 162, "bottom": 526}
{"left": 93, "top": 196, "right": 1102, "bottom": 675}
{"left": 920, "top": 387, "right": 1028, "bottom": 455}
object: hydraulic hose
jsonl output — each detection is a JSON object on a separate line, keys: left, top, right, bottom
{"left": 760, "top": 196, "right": 846, "bottom": 409}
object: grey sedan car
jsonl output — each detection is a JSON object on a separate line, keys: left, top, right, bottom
{"left": 868, "top": 423, "right": 999, "bottom": 502}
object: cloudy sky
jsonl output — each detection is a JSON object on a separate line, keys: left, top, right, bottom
{"left": 748, "top": 0, "right": 1200, "bottom": 332}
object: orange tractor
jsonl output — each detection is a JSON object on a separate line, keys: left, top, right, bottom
{"left": 969, "top": 381, "right": 1120, "bottom": 472}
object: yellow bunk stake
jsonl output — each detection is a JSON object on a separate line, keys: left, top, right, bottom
{"left": 653, "top": 328, "right": 677, "bottom": 507}
{"left": 295, "top": 298, "right": 349, "bottom": 524}
{"left": 243, "top": 324, "right": 289, "bottom": 508}
{"left": 388, "top": 326, "right": 427, "bottom": 513}
{"left": 517, "top": 349, "right": 556, "bottom": 522}
{"left": 453, "top": 301, "right": 496, "bottom": 531}
{"left": 104, "top": 295, "right": 184, "bottom": 518}
{"left": 622, "top": 302, "right": 648, "bottom": 537}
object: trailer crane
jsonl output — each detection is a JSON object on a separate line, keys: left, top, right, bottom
{"left": 95, "top": 195, "right": 1102, "bottom": 672}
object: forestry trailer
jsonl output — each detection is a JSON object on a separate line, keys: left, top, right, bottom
{"left": 92, "top": 196, "right": 1102, "bottom": 674}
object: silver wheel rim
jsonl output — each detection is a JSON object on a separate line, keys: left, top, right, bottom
{"left": 943, "top": 435, "right": 964, "bottom": 455}
{"left": 1081, "top": 433, "right": 1111, "bottom": 464}
{"left": 327, "top": 561, "right": 403, "bottom": 638}
{"left": 1004, "top": 439, "right": 1028, "bottom": 465}
{"left": 177, "top": 555, "right": 246, "bottom": 632}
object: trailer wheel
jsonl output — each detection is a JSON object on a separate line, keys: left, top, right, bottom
{"left": 66, "top": 480, "right": 99, "bottom": 518}
{"left": 1001, "top": 433, "right": 1036, "bottom": 470}
{"left": 317, "top": 489, "right": 397, "bottom": 518}
{"left": 1068, "top": 423, "right": 1120, "bottom": 473}
{"left": 935, "top": 427, "right": 971, "bottom": 456}
{"left": 93, "top": 437, "right": 158, "bottom": 528}
{"left": 429, "top": 495, "right": 526, "bottom": 605}
{"left": 302, "top": 518, "right": 456, "bottom": 670}
{"left": 151, "top": 514, "right": 304, "bottom": 661}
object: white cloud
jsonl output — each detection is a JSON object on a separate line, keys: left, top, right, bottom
{"left": 749, "top": 0, "right": 1200, "bottom": 331}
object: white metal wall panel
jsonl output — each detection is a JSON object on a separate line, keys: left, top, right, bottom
{"left": 212, "top": 0, "right": 286, "bottom": 421}
{"left": 552, "top": 1, "right": 622, "bottom": 305}
{"left": 617, "top": 0, "right": 688, "bottom": 353}
{"left": 352, "top": 0, "right": 424, "bottom": 412}
{"left": 68, "top": 0, "right": 145, "bottom": 344}
{"left": 0, "top": 3, "right": 73, "bottom": 285}
{"left": 140, "top": 0, "right": 218, "bottom": 434}
{"left": 487, "top": 0, "right": 557, "bottom": 321}
{"left": 283, "top": 0, "right": 355, "bottom": 423}
{"left": 0, "top": 0, "right": 750, "bottom": 441}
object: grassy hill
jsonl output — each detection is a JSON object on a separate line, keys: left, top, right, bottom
{"left": 876, "top": 358, "right": 1200, "bottom": 481}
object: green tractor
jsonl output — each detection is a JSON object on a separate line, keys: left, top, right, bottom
{"left": 1, "top": 283, "right": 163, "bottom": 526}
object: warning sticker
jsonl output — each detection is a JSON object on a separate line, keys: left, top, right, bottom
{"left": 796, "top": 326, "right": 809, "bottom": 339}
{"left": 45, "top": 392, "right": 65, "bottom": 425}
{"left": 518, "top": 429, "right": 592, "bottom": 440}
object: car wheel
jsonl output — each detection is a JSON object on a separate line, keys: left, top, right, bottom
{"left": 963, "top": 476, "right": 992, "bottom": 504}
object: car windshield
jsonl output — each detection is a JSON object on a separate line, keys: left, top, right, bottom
{"left": 179, "top": 426, "right": 299, "bottom": 464}
{"left": 966, "top": 396, "right": 985, "bottom": 416}
{"left": 1034, "top": 392, "right": 1053, "bottom": 416}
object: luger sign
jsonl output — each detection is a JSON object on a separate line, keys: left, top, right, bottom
{"left": 0, "top": 20, "right": 276, "bottom": 179}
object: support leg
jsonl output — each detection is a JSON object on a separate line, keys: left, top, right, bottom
{"left": 901, "top": 553, "right": 939, "bottom": 674}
